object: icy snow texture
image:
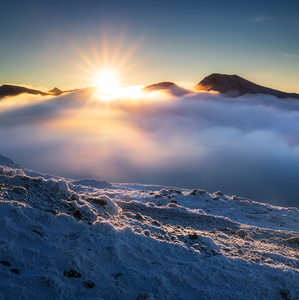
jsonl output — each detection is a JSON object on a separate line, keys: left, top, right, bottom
{"left": 0, "top": 154, "right": 299, "bottom": 299}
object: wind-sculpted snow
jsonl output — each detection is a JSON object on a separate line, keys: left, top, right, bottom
{"left": 0, "top": 157, "right": 299, "bottom": 299}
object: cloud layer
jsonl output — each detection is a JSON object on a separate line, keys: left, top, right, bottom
{"left": 1, "top": 88, "right": 299, "bottom": 207}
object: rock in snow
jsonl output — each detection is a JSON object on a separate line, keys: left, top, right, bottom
{"left": 0, "top": 153, "right": 299, "bottom": 299}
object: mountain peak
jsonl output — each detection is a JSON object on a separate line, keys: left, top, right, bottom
{"left": 194, "top": 73, "right": 299, "bottom": 99}
{"left": 48, "top": 87, "right": 63, "bottom": 95}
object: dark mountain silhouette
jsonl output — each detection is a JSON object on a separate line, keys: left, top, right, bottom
{"left": 0, "top": 84, "right": 48, "bottom": 97}
{"left": 143, "top": 82, "right": 176, "bottom": 91}
{"left": 0, "top": 84, "right": 76, "bottom": 98}
{"left": 143, "top": 82, "right": 190, "bottom": 96}
{"left": 47, "top": 87, "right": 63, "bottom": 96}
{"left": 194, "top": 73, "right": 299, "bottom": 99}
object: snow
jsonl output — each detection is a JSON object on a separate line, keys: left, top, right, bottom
{"left": 0, "top": 153, "right": 299, "bottom": 299}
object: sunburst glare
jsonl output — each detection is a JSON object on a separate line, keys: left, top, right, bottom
{"left": 93, "top": 70, "right": 119, "bottom": 94}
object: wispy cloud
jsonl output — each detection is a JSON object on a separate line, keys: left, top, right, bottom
{"left": 252, "top": 15, "right": 269, "bottom": 23}
{"left": 280, "top": 53, "right": 298, "bottom": 59}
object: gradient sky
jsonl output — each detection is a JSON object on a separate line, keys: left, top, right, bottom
{"left": 1, "top": 0, "right": 299, "bottom": 92}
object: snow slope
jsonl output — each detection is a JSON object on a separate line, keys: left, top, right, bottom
{"left": 0, "top": 153, "right": 298, "bottom": 300}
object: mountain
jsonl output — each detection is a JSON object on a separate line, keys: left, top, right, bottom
{"left": 47, "top": 87, "right": 63, "bottom": 96}
{"left": 143, "top": 81, "right": 191, "bottom": 96}
{"left": 0, "top": 84, "right": 69, "bottom": 98}
{"left": 0, "top": 152, "right": 299, "bottom": 299}
{"left": 0, "top": 84, "right": 48, "bottom": 97}
{"left": 143, "top": 81, "right": 176, "bottom": 91}
{"left": 194, "top": 73, "right": 299, "bottom": 99}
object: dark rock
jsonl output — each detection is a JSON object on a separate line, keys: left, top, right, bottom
{"left": 114, "top": 273, "right": 123, "bottom": 278}
{"left": 135, "top": 213, "right": 144, "bottom": 220}
{"left": 32, "top": 229, "right": 43, "bottom": 236}
{"left": 0, "top": 260, "right": 10, "bottom": 266}
{"left": 154, "top": 194, "right": 163, "bottom": 198}
{"left": 215, "top": 191, "right": 224, "bottom": 195}
{"left": 188, "top": 233, "right": 198, "bottom": 240}
{"left": 236, "top": 229, "right": 249, "bottom": 239}
{"left": 280, "top": 289, "right": 295, "bottom": 300}
{"left": 87, "top": 197, "right": 108, "bottom": 205}
{"left": 63, "top": 270, "right": 82, "bottom": 278}
{"left": 194, "top": 73, "right": 299, "bottom": 99}
{"left": 11, "top": 268, "right": 20, "bottom": 274}
{"left": 190, "top": 189, "right": 206, "bottom": 196}
{"left": 170, "top": 200, "right": 177, "bottom": 204}
{"left": 70, "top": 193, "right": 79, "bottom": 201}
{"left": 83, "top": 280, "right": 95, "bottom": 289}
{"left": 74, "top": 209, "right": 82, "bottom": 219}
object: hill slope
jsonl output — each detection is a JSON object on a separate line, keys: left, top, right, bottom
{"left": 0, "top": 153, "right": 298, "bottom": 299}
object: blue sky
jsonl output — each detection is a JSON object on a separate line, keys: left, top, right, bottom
{"left": 1, "top": 0, "right": 299, "bottom": 91}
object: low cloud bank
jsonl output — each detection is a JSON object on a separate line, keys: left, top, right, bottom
{"left": 1, "top": 88, "right": 299, "bottom": 207}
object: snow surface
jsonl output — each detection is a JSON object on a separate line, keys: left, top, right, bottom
{"left": 0, "top": 153, "right": 299, "bottom": 300}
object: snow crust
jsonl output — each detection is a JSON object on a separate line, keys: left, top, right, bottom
{"left": 0, "top": 153, "right": 299, "bottom": 300}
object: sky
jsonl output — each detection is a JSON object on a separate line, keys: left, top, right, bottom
{"left": 0, "top": 0, "right": 299, "bottom": 92}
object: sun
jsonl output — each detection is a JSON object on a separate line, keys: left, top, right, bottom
{"left": 93, "top": 70, "right": 119, "bottom": 94}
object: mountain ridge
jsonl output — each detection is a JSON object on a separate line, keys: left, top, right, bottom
{"left": 194, "top": 73, "right": 299, "bottom": 99}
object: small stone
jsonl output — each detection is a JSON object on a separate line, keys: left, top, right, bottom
{"left": 283, "top": 237, "right": 299, "bottom": 245}
{"left": 143, "top": 230, "right": 150, "bottom": 236}
{"left": 63, "top": 270, "right": 82, "bottom": 278}
{"left": 175, "top": 190, "right": 182, "bottom": 194}
{"left": 170, "top": 200, "right": 177, "bottom": 204}
{"left": 154, "top": 194, "right": 163, "bottom": 198}
{"left": 88, "top": 197, "right": 108, "bottom": 205}
{"left": 83, "top": 280, "right": 95, "bottom": 289}
{"left": 215, "top": 191, "right": 224, "bottom": 195}
{"left": 190, "top": 189, "right": 206, "bottom": 196}
{"left": 32, "top": 229, "right": 43, "bottom": 236}
{"left": 135, "top": 213, "right": 144, "bottom": 220}
{"left": 280, "top": 289, "right": 294, "bottom": 300}
{"left": 213, "top": 196, "right": 219, "bottom": 200}
{"left": 11, "top": 268, "right": 20, "bottom": 274}
{"left": 74, "top": 209, "right": 82, "bottom": 219}
{"left": 70, "top": 194, "right": 79, "bottom": 201}
{"left": 188, "top": 233, "right": 198, "bottom": 240}
{"left": 152, "top": 220, "right": 161, "bottom": 226}
{"left": 0, "top": 260, "right": 10, "bottom": 266}
{"left": 237, "top": 248, "right": 243, "bottom": 254}
{"left": 236, "top": 229, "right": 249, "bottom": 239}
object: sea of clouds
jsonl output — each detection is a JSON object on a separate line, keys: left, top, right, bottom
{"left": 1, "top": 87, "right": 299, "bottom": 207}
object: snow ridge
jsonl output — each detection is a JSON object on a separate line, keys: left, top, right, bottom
{"left": 0, "top": 156, "right": 299, "bottom": 299}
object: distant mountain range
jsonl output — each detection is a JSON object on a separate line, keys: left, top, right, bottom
{"left": 1, "top": 74, "right": 299, "bottom": 100}
{"left": 0, "top": 84, "right": 74, "bottom": 98}
{"left": 144, "top": 74, "right": 299, "bottom": 100}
